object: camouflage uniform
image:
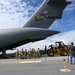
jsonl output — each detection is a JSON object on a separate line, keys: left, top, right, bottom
{"left": 25, "top": 49, "right": 28, "bottom": 59}
{"left": 37, "top": 48, "right": 40, "bottom": 58}
{"left": 33, "top": 48, "right": 36, "bottom": 58}
{"left": 20, "top": 49, "right": 25, "bottom": 59}
{"left": 15, "top": 49, "right": 19, "bottom": 59}
{"left": 28, "top": 49, "right": 32, "bottom": 59}
{"left": 31, "top": 49, "right": 34, "bottom": 58}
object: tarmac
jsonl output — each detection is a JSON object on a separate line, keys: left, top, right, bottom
{"left": 0, "top": 56, "right": 75, "bottom": 75}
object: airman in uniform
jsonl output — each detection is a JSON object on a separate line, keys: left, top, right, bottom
{"left": 20, "top": 49, "right": 25, "bottom": 59}
{"left": 15, "top": 49, "right": 19, "bottom": 59}
{"left": 33, "top": 48, "right": 36, "bottom": 58}
{"left": 25, "top": 49, "right": 28, "bottom": 59}
{"left": 37, "top": 48, "right": 40, "bottom": 58}
{"left": 31, "top": 49, "right": 34, "bottom": 58}
{"left": 28, "top": 49, "right": 32, "bottom": 59}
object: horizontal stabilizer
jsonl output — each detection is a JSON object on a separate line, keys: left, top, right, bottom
{"left": 47, "top": 0, "right": 72, "bottom": 4}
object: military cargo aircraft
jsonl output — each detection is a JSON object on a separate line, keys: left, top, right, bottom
{"left": 0, "top": 0, "right": 71, "bottom": 57}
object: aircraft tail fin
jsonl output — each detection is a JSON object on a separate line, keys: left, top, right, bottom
{"left": 23, "top": 0, "right": 72, "bottom": 28}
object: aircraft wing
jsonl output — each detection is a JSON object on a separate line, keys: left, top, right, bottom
{"left": 23, "top": 0, "right": 71, "bottom": 28}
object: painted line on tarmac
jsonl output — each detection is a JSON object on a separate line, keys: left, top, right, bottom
{"left": 19, "top": 61, "right": 41, "bottom": 64}
{"left": 0, "top": 60, "right": 64, "bottom": 66}
{"left": 0, "top": 61, "right": 41, "bottom": 66}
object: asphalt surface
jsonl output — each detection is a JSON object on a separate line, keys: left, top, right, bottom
{"left": 0, "top": 56, "right": 75, "bottom": 75}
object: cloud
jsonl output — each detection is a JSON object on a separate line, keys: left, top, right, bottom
{"left": 17, "top": 40, "right": 52, "bottom": 50}
{"left": 16, "top": 30, "right": 75, "bottom": 50}
{"left": 31, "top": 0, "right": 38, "bottom": 3}
{"left": 0, "top": 0, "right": 39, "bottom": 29}
{"left": 49, "top": 30, "right": 75, "bottom": 44}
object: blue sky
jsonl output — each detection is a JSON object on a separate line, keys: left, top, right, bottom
{"left": 0, "top": 0, "right": 75, "bottom": 53}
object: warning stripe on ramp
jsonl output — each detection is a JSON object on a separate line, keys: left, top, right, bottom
{"left": 19, "top": 61, "right": 41, "bottom": 64}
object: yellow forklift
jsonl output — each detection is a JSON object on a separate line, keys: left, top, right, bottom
{"left": 47, "top": 41, "right": 70, "bottom": 56}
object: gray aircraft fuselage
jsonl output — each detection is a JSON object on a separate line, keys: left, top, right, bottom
{"left": 0, "top": 28, "right": 59, "bottom": 50}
